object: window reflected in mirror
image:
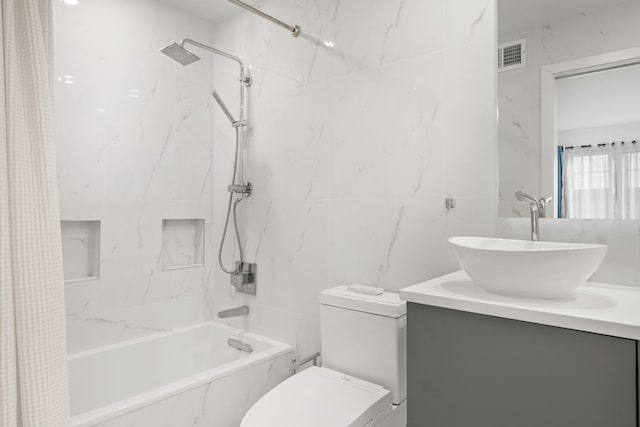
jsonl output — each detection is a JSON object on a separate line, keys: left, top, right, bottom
{"left": 557, "top": 63, "right": 640, "bottom": 219}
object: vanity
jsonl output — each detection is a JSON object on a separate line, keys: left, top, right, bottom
{"left": 400, "top": 270, "right": 640, "bottom": 427}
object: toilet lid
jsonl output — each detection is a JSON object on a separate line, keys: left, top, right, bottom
{"left": 241, "top": 366, "right": 391, "bottom": 427}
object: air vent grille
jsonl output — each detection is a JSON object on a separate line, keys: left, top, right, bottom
{"left": 498, "top": 39, "right": 526, "bottom": 72}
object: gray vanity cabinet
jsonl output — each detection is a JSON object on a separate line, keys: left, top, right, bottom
{"left": 407, "top": 303, "right": 637, "bottom": 427}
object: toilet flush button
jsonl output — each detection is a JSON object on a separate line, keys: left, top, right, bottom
{"left": 348, "top": 284, "right": 384, "bottom": 296}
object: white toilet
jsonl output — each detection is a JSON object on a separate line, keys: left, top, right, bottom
{"left": 241, "top": 285, "right": 407, "bottom": 427}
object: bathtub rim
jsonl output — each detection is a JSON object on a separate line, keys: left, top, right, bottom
{"left": 68, "top": 321, "right": 293, "bottom": 427}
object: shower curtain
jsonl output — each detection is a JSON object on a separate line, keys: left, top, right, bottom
{"left": 1, "top": 0, "right": 69, "bottom": 425}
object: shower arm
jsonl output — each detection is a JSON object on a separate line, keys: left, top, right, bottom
{"left": 180, "top": 39, "right": 251, "bottom": 88}
{"left": 181, "top": 39, "right": 242, "bottom": 69}
{"left": 227, "top": 0, "right": 300, "bottom": 37}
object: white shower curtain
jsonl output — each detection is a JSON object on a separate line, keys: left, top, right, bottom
{"left": 1, "top": 0, "right": 69, "bottom": 426}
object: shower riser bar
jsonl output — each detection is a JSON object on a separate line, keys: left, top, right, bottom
{"left": 227, "top": 0, "right": 301, "bottom": 37}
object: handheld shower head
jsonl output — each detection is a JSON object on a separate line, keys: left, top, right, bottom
{"left": 515, "top": 191, "right": 537, "bottom": 205}
{"left": 212, "top": 91, "right": 247, "bottom": 128}
{"left": 161, "top": 42, "right": 200, "bottom": 66}
{"left": 212, "top": 91, "right": 237, "bottom": 124}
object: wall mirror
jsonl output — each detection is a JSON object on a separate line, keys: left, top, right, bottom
{"left": 497, "top": 0, "right": 640, "bottom": 219}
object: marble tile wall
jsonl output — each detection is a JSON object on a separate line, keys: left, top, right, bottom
{"left": 210, "top": 0, "right": 498, "bottom": 360}
{"left": 54, "top": 0, "right": 218, "bottom": 352}
{"left": 498, "top": 1, "right": 640, "bottom": 217}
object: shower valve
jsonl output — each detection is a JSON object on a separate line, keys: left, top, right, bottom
{"left": 231, "top": 262, "right": 257, "bottom": 295}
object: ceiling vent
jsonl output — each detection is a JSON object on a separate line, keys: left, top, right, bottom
{"left": 498, "top": 39, "right": 526, "bottom": 72}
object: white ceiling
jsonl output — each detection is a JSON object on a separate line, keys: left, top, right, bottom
{"left": 557, "top": 62, "right": 640, "bottom": 131}
{"left": 158, "top": 0, "right": 239, "bottom": 24}
{"left": 498, "top": 0, "right": 630, "bottom": 37}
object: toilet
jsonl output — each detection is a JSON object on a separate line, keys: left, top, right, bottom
{"left": 241, "top": 285, "right": 407, "bottom": 427}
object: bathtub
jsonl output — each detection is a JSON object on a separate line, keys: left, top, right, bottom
{"left": 68, "top": 321, "right": 293, "bottom": 426}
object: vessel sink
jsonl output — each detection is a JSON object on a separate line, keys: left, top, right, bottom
{"left": 448, "top": 237, "right": 608, "bottom": 299}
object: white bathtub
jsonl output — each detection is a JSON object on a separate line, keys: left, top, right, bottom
{"left": 68, "top": 321, "right": 293, "bottom": 426}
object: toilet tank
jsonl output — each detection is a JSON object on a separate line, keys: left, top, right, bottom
{"left": 319, "top": 286, "right": 406, "bottom": 405}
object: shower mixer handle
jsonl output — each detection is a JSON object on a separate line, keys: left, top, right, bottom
{"left": 228, "top": 183, "right": 252, "bottom": 196}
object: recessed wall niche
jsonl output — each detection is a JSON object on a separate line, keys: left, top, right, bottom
{"left": 161, "top": 219, "right": 205, "bottom": 271}
{"left": 61, "top": 220, "right": 101, "bottom": 283}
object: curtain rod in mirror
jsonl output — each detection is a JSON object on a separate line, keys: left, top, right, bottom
{"left": 563, "top": 140, "right": 638, "bottom": 150}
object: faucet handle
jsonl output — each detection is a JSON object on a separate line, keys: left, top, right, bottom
{"left": 538, "top": 195, "right": 552, "bottom": 219}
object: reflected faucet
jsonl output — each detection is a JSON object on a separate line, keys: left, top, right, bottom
{"left": 515, "top": 191, "right": 552, "bottom": 241}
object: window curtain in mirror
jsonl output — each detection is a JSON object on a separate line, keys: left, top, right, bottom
{"left": 620, "top": 144, "right": 640, "bottom": 219}
{"left": 562, "top": 143, "right": 640, "bottom": 219}
{"left": 562, "top": 145, "right": 615, "bottom": 219}
{"left": 1, "top": 0, "right": 69, "bottom": 425}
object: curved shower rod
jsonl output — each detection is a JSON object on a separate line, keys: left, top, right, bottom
{"left": 227, "top": 0, "right": 301, "bottom": 37}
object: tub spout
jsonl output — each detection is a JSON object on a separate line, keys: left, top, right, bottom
{"left": 217, "top": 305, "right": 249, "bottom": 318}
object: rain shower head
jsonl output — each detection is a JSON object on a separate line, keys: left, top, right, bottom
{"left": 161, "top": 42, "right": 200, "bottom": 66}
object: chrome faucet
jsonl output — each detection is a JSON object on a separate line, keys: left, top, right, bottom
{"left": 217, "top": 305, "right": 249, "bottom": 319}
{"left": 515, "top": 191, "right": 552, "bottom": 241}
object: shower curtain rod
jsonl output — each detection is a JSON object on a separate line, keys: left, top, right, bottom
{"left": 227, "top": 0, "right": 301, "bottom": 37}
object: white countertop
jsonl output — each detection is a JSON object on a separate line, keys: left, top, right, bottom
{"left": 400, "top": 270, "right": 640, "bottom": 340}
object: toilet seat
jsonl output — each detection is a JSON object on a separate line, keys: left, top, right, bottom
{"left": 241, "top": 366, "right": 391, "bottom": 427}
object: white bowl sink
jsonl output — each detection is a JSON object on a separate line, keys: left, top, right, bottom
{"left": 448, "top": 237, "right": 608, "bottom": 299}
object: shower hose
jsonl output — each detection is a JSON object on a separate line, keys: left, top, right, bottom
{"left": 218, "top": 127, "right": 245, "bottom": 275}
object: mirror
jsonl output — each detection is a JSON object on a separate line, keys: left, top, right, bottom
{"left": 497, "top": 0, "right": 640, "bottom": 219}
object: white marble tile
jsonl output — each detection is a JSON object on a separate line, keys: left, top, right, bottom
{"left": 443, "top": 35, "right": 498, "bottom": 199}
{"left": 445, "top": 0, "right": 496, "bottom": 47}
{"left": 325, "top": 0, "right": 446, "bottom": 73}
{"left": 328, "top": 198, "right": 451, "bottom": 292}
{"left": 246, "top": 199, "right": 328, "bottom": 312}
{"left": 248, "top": 84, "right": 330, "bottom": 202}
{"left": 327, "top": 51, "right": 446, "bottom": 201}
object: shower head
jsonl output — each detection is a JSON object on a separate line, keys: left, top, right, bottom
{"left": 515, "top": 191, "right": 537, "bottom": 204}
{"left": 161, "top": 42, "right": 200, "bottom": 66}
